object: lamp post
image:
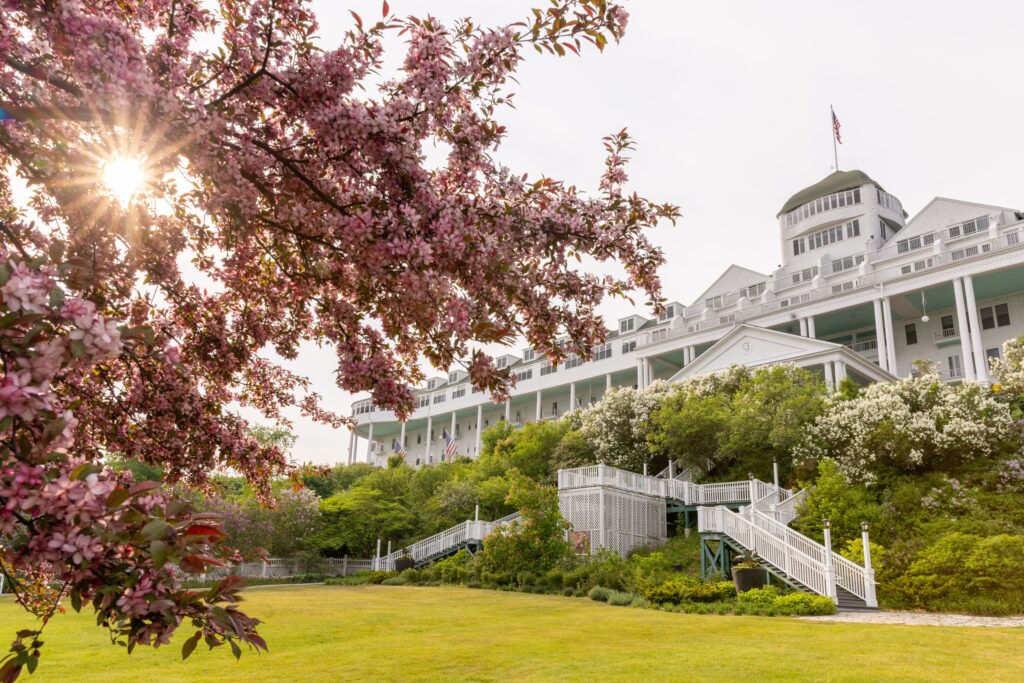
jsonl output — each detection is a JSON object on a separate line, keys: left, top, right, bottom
{"left": 823, "top": 518, "right": 836, "bottom": 601}
{"left": 861, "top": 521, "right": 878, "bottom": 608}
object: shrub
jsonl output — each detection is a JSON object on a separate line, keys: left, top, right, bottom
{"left": 381, "top": 576, "right": 406, "bottom": 586}
{"left": 325, "top": 570, "right": 394, "bottom": 586}
{"left": 772, "top": 593, "right": 836, "bottom": 616}
{"left": 641, "top": 578, "right": 735, "bottom": 604}
{"left": 465, "top": 579, "right": 482, "bottom": 589}
{"left": 606, "top": 590, "right": 635, "bottom": 606}
{"left": 736, "top": 585, "right": 782, "bottom": 607}
{"left": 588, "top": 586, "right": 611, "bottom": 602}
{"left": 630, "top": 596, "right": 653, "bottom": 609}
{"left": 399, "top": 568, "right": 422, "bottom": 584}
{"left": 434, "top": 549, "right": 473, "bottom": 585}
{"left": 562, "top": 549, "right": 635, "bottom": 593}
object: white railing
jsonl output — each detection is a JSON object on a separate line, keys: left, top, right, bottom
{"left": 698, "top": 505, "right": 875, "bottom": 606}
{"left": 847, "top": 339, "right": 877, "bottom": 353}
{"left": 376, "top": 514, "right": 519, "bottom": 571}
{"left": 933, "top": 327, "right": 959, "bottom": 341}
{"left": 769, "top": 489, "right": 808, "bottom": 526}
{"left": 558, "top": 464, "right": 760, "bottom": 506}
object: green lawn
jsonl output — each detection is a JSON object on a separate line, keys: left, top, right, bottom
{"left": 2, "top": 585, "right": 1022, "bottom": 682}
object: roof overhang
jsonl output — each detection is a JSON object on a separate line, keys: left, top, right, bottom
{"left": 666, "top": 324, "right": 895, "bottom": 384}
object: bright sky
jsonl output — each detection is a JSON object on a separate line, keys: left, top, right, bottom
{"left": 281, "top": 0, "right": 1024, "bottom": 464}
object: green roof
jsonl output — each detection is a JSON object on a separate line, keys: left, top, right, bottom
{"left": 778, "top": 170, "right": 877, "bottom": 216}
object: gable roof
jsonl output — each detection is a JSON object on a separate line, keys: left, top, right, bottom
{"left": 778, "top": 170, "right": 878, "bottom": 216}
{"left": 667, "top": 324, "right": 895, "bottom": 383}
{"left": 897, "top": 196, "right": 1022, "bottom": 238}
{"left": 689, "top": 265, "right": 769, "bottom": 308}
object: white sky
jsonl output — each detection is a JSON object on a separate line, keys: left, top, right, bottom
{"left": 280, "top": 0, "right": 1024, "bottom": 464}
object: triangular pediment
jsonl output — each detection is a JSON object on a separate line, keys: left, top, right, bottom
{"left": 689, "top": 265, "right": 769, "bottom": 308}
{"left": 899, "top": 197, "right": 1021, "bottom": 239}
{"left": 669, "top": 325, "right": 846, "bottom": 381}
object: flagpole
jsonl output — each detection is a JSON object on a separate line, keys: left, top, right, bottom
{"left": 831, "top": 105, "right": 839, "bottom": 171}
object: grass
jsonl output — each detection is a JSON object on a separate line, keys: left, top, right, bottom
{"left": 3, "top": 585, "right": 1024, "bottom": 682}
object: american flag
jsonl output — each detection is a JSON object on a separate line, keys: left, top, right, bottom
{"left": 391, "top": 438, "right": 406, "bottom": 457}
{"left": 831, "top": 106, "right": 842, "bottom": 145}
{"left": 442, "top": 428, "right": 458, "bottom": 460}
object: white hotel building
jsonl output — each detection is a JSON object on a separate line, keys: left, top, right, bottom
{"left": 348, "top": 170, "right": 1024, "bottom": 466}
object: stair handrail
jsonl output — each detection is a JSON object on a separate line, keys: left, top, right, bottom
{"left": 747, "top": 509, "right": 870, "bottom": 603}
{"left": 697, "top": 505, "right": 831, "bottom": 598}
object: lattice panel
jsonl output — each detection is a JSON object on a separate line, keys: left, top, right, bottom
{"left": 559, "top": 486, "right": 667, "bottom": 558}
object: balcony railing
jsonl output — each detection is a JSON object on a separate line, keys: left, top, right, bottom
{"left": 847, "top": 339, "right": 878, "bottom": 353}
{"left": 933, "top": 327, "right": 958, "bottom": 342}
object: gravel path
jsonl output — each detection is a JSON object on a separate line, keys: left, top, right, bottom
{"left": 801, "top": 611, "right": 1024, "bottom": 628}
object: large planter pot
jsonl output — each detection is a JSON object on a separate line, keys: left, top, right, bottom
{"left": 394, "top": 558, "right": 415, "bottom": 572}
{"left": 732, "top": 567, "right": 768, "bottom": 594}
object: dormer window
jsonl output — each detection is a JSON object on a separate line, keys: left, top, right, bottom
{"left": 496, "top": 357, "right": 507, "bottom": 369}
{"left": 619, "top": 319, "right": 635, "bottom": 333}
{"left": 658, "top": 304, "right": 676, "bottom": 321}
{"left": 522, "top": 348, "right": 535, "bottom": 362}
{"left": 448, "top": 371, "right": 459, "bottom": 384}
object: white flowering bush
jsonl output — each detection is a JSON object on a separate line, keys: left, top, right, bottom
{"left": 990, "top": 333, "right": 1024, "bottom": 395}
{"left": 578, "top": 380, "right": 673, "bottom": 471}
{"left": 798, "top": 369, "right": 1014, "bottom": 485}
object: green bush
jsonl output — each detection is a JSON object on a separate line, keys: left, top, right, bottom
{"left": 736, "top": 585, "right": 782, "bottom": 607}
{"left": 772, "top": 592, "right": 836, "bottom": 616}
{"left": 606, "top": 590, "right": 635, "bottom": 606}
{"left": 325, "top": 570, "right": 394, "bottom": 586}
{"left": 641, "top": 578, "right": 735, "bottom": 604}
{"left": 588, "top": 586, "right": 611, "bottom": 602}
{"left": 381, "top": 576, "right": 406, "bottom": 586}
{"left": 434, "top": 549, "right": 474, "bottom": 585}
{"left": 399, "top": 568, "right": 423, "bottom": 584}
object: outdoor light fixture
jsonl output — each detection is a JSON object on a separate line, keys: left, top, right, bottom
{"left": 823, "top": 517, "right": 831, "bottom": 529}
{"left": 861, "top": 521, "right": 869, "bottom": 532}
{"left": 920, "top": 291, "right": 929, "bottom": 323}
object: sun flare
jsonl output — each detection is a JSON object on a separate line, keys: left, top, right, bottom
{"left": 101, "top": 155, "right": 146, "bottom": 205}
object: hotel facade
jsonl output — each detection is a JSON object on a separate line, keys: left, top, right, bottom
{"left": 348, "top": 170, "right": 1024, "bottom": 466}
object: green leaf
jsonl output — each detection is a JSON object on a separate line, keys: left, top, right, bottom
{"left": 150, "top": 540, "right": 170, "bottom": 570}
{"left": 70, "top": 589, "right": 82, "bottom": 613}
{"left": 69, "top": 339, "right": 87, "bottom": 358}
{"left": 229, "top": 639, "right": 242, "bottom": 660}
{"left": 181, "top": 631, "right": 202, "bottom": 660}
{"left": 48, "top": 286, "right": 65, "bottom": 309}
{"left": 105, "top": 487, "right": 131, "bottom": 510}
{"left": 140, "top": 519, "right": 171, "bottom": 541}
{"left": 70, "top": 462, "right": 101, "bottom": 480}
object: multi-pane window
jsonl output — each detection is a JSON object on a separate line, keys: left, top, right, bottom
{"left": 948, "top": 215, "right": 991, "bottom": 239}
{"left": 784, "top": 188, "right": 862, "bottom": 227}
{"left": 831, "top": 254, "right": 865, "bottom": 273}
{"left": 514, "top": 369, "right": 533, "bottom": 382}
{"left": 877, "top": 189, "right": 903, "bottom": 215}
{"left": 986, "top": 348, "right": 1002, "bottom": 362}
{"left": 619, "top": 319, "right": 635, "bottom": 333}
{"left": 550, "top": 402, "right": 558, "bottom": 417}
{"left": 740, "top": 282, "right": 766, "bottom": 299}
{"left": 792, "top": 238, "right": 806, "bottom": 256}
{"left": 418, "top": 396, "right": 430, "bottom": 408}
{"left": 658, "top": 304, "right": 676, "bottom": 321}
{"left": 621, "top": 340, "right": 637, "bottom": 354}
{"left": 896, "top": 233, "right": 935, "bottom": 254}
{"left": 831, "top": 280, "right": 856, "bottom": 294}
{"left": 806, "top": 222, "right": 854, "bottom": 251}
{"left": 563, "top": 354, "right": 582, "bottom": 370}
{"left": 433, "top": 394, "right": 446, "bottom": 404}
{"left": 448, "top": 372, "right": 460, "bottom": 383}
{"left": 592, "top": 343, "right": 612, "bottom": 361}
{"left": 354, "top": 402, "right": 376, "bottom": 415}
{"left": 947, "top": 355, "right": 963, "bottom": 379}
{"left": 847, "top": 220, "right": 861, "bottom": 238}
{"left": 651, "top": 329, "right": 669, "bottom": 342}
{"left": 705, "top": 294, "right": 727, "bottom": 309}
{"left": 940, "top": 315, "right": 956, "bottom": 338}
{"left": 791, "top": 266, "right": 819, "bottom": 285}
{"left": 539, "top": 360, "right": 557, "bottom": 376}
{"left": 522, "top": 348, "right": 535, "bottom": 362}
{"left": 451, "top": 388, "right": 466, "bottom": 399}
{"left": 980, "top": 303, "right": 1011, "bottom": 330}
{"left": 905, "top": 323, "right": 918, "bottom": 345}
{"left": 495, "top": 357, "right": 507, "bottom": 369}
{"left": 900, "top": 258, "right": 934, "bottom": 275}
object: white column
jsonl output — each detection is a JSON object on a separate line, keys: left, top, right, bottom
{"left": 399, "top": 422, "right": 406, "bottom": 459}
{"left": 861, "top": 523, "right": 878, "bottom": 608}
{"left": 806, "top": 316, "right": 816, "bottom": 339}
{"left": 963, "top": 276, "right": 990, "bottom": 384}
{"left": 535, "top": 390, "right": 542, "bottom": 421}
{"left": 475, "top": 404, "right": 483, "bottom": 454}
{"left": 882, "top": 297, "right": 897, "bottom": 375}
{"left": 366, "top": 421, "right": 374, "bottom": 464}
{"left": 823, "top": 361, "right": 835, "bottom": 393}
{"left": 823, "top": 522, "right": 837, "bottom": 602}
{"left": 835, "top": 360, "right": 847, "bottom": 384}
{"left": 636, "top": 359, "right": 645, "bottom": 389}
{"left": 799, "top": 318, "right": 808, "bottom": 337}
{"left": 646, "top": 358, "right": 654, "bottom": 387}
{"left": 347, "top": 427, "right": 356, "bottom": 465}
{"left": 952, "top": 278, "right": 977, "bottom": 381}
{"left": 605, "top": 373, "right": 612, "bottom": 390}
{"left": 872, "top": 299, "right": 889, "bottom": 372}
{"left": 425, "top": 415, "right": 433, "bottom": 462}
{"left": 569, "top": 383, "right": 576, "bottom": 412}
{"left": 504, "top": 400, "right": 511, "bottom": 422}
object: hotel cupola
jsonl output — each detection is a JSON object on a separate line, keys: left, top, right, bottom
{"left": 778, "top": 170, "right": 907, "bottom": 273}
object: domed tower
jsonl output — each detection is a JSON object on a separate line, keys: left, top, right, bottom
{"left": 777, "top": 170, "right": 906, "bottom": 278}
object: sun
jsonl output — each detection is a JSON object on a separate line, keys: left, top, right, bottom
{"left": 101, "top": 155, "right": 146, "bottom": 205}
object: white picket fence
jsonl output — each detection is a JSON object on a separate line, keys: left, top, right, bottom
{"left": 189, "top": 556, "right": 372, "bottom": 581}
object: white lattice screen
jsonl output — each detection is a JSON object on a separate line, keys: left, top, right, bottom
{"left": 559, "top": 486, "right": 667, "bottom": 557}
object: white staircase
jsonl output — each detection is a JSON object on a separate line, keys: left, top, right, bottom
{"left": 697, "top": 503, "right": 877, "bottom": 609}
{"left": 375, "top": 513, "right": 521, "bottom": 570}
